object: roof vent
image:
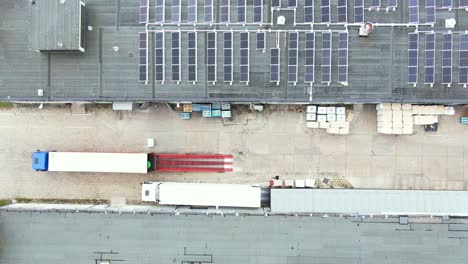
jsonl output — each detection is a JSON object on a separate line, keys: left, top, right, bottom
{"left": 445, "top": 18, "right": 456, "bottom": 28}
{"left": 277, "top": 16, "right": 286, "bottom": 25}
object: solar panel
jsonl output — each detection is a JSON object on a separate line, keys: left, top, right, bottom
{"left": 155, "top": 0, "right": 165, "bottom": 23}
{"left": 338, "top": 32, "right": 349, "bottom": 84}
{"left": 155, "top": 32, "right": 165, "bottom": 82}
{"left": 387, "top": 0, "right": 398, "bottom": 9}
{"left": 256, "top": 32, "right": 265, "bottom": 50}
{"left": 459, "top": 34, "right": 468, "bottom": 84}
{"left": 288, "top": 0, "right": 297, "bottom": 8}
{"left": 207, "top": 32, "right": 217, "bottom": 82}
{"left": 188, "top": 32, "right": 197, "bottom": 82}
{"left": 188, "top": 0, "right": 197, "bottom": 23}
{"left": 304, "top": 0, "right": 314, "bottom": 23}
{"left": 171, "top": 0, "right": 181, "bottom": 23}
{"left": 354, "top": 0, "right": 364, "bottom": 23}
{"left": 171, "top": 32, "right": 181, "bottom": 81}
{"left": 139, "top": 0, "right": 148, "bottom": 24}
{"left": 272, "top": 0, "right": 280, "bottom": 8}
{"left": 321, "top": 0, "right": 330, "bottom": 23}
{"left": 337, "top": 0, "right": 347, "bottom": 23}
{"left": 408, "top": 33, "right": 419, "bottom": 84}
{"left": 370, "top": 0, "right": 381, "bottom": 9}
{"left": 224, "top": 32, "right": 233, "bottom": 82}
{"left": 409, "top": 0, "right": 419, "bottom": 24}
{"left": 425, "top": 0, "right": 435, "bottom": 24}
{"left": 322, "top": 32, "right": 331, "bottom": 83}
{"left": 139, "top": 32, "right": 148, "bottom": 82}
{"left": 441, "top": 0, "right": 452, "bottom": 8}
{"left": 253, "top": 0, "right": 263, "bottom": 23}
{"left": 205, "top": 0, "right": 213, "bottom": 23}
{"left": 304, "top": 32, "right": 315, "bottom": 83}
{"left": 238, "top": 0, "right": 246, "bottom": 23}
{"left": 220, "top": 0, "right": 230, "bottom": 23}
{"left": 288, "top": 32, "right": 298, "bottom": 83}
{"left": 424, "top": 33, "right": 435, "bottom": 84}
{"left": 460, "top": 0, "right": 468, "bottom": 8}
{"left": 240, "top": 32, "right": 250, "bottom": 83}
{"left": 270, "top": 48, "right": 280, "bottom": 82}
{"left": 441, "top": 33, "right": 453, "bottom": 84}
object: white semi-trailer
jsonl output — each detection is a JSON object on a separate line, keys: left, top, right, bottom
{"left": 142, "top": 182, "right": 262, "bottom": 208}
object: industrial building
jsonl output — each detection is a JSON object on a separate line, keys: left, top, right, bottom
{"left": 0, "top": 0, "right": 467, "bottom": 103}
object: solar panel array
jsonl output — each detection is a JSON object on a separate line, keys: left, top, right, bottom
{"left": 460, "top": 34, "right": 468, "bottom": 84}
{"left": 354, "top": 0, "right": 364, "bottom": 23}
{"left": 171, "top": 0, "right": 181, "bottom": 23}
{"left": 322, "top": 32, "right": 332, "bottom": 83}
{"left": 155, "top": 0, "right": 165, "bottom": 23}
{"left": 461, "top": 0, "right": 468, "bottom": 8}
{"left": 220, "top": 0, "right": 230, "bottom": 23}
{"left": 155, "top": 32, "right": 165, "bottom": 82}
{"left": 304, "top": 32, "right": 315, "bottom": 83}
{"left": 139, "top": 0, "right": 148, "bottom": 24}
{"left": 224, "top": 32, "right": 233, "bottom": 82}
{"left": 139, "top": 32, "right": 148, "bottom": 82}
{"left": 409, "top": 0, "right": 419, "bottom": 24}
{"left": 337, "top": 0, "right": 347, "bottom": 23}
{"left": 288, "top": 32, "right": 298, "bottom": 83}
{"left": 253, "top": 0, "right": 263, "bottom": 23}
{"left": 240, "top": 32, "right": 250, "bottom": 83}
{"left": 256, "top": 31, "right": 265, "bottom": 50}
{"left": 288, "top": 0, "right": 297, "bottom": 8}
{"left": 387, "top": 0, "right": 398, "bottom": 9}
{"left": 272, "top": 0, "right": 280, "bottom": 8}
{"left": 424, "top": 33, "right": 435, "bottom": 84}
{"left": 442, "top": 0, "right": 452, "bottom": 8}
{"left": 370, "top": 0, "right": 381, "bottom": 9}
{"left": 304, "top": 0, "right": 314, "bottom": 23}
{"left": 207, "top": 32, "right": 217, "bottom": 82}
{"left": 205, "top": 0, "right": 213, "bottom": 23}
{"left": 425, "top": 0, "right": 436, "bottom": 24}
{"left": 238, "top": 0, "right": 246, "bottom": 23}
{"left": 188, "top": 0, "right": 197, "bottom": 23}
{"left": 188, "top": 32, "right": 198, "bottom": 82}
{"left": 171, "top": 32, "right": 181, "bottom": 81}
{"left": 441, "top": 33, "right": 453, "bottom": 84}
{"left": 408, "top": 33, "right": 418, "bottom": 84}
{"left": 338, "top": 32, "right": 349, "bottom": 84}
{"left": 271, "top": 48, "right": 280, "bottom": 82}
{"left": 321, "top": 0, "right": 330, "bottom": 23}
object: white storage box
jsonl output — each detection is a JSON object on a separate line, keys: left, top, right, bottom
{"left": 294, "top": 180, "right": 306, "bottom": 188}
{"left": 336, "top": 107, "right": 346, "bottom": 115}
{"left": 327, "top": 106, "right": 336, "bottom": 114}
{"left": 306, "top": 105, "right": 317, "bottom": 113}
{"left": 317, "top": 114, "right": 327, "bottom": 122}
{"left": 317, "top": 107, "right": 327, "bottom": 114}
{"left": 306, "top": 113, "right": 317, "bottom": 121}
{"left": 327, "top": 114, "right": 336, "bottom": 122}
{"left": 306, "top": 122, "right": 319, "bottom": 128}
{"left": 336, "top": 114, "right": 346, "bottom": 122}
{"left": 319, "top": 122, "right": 330, "bottom": 129}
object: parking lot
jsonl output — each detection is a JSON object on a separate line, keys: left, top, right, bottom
{"left": 0, "top": 104, "right": 466, "bottom": 202}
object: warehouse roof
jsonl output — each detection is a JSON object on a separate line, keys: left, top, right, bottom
{"left": 0, "top": 0, "right": 468, "bottom": 103}
{"left": 271, "top": 188, "right": 468, "bottom": 216}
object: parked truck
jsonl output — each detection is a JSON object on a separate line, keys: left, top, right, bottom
{"left": 32, "top": 151, "right": 233, "bottom": 173}
{"left": 141, "top": 182, "right": 262, "bottom": 208}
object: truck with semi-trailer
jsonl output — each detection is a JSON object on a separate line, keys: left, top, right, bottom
{"left": 32, "top": 151, "right": 233, "bottom": 173}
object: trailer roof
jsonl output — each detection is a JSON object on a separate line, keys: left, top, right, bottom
{"left": 144, "top": 182, "right": 261, "bottom": 208}
{"left": 48, "top": 152, "right": 148, "bottom": 173}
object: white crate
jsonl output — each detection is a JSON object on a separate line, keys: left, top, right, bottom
{"left": 402, "top": 127, "right": 414, "bottom": 135}
{"left": 377, "top": 127, "right": 393, "bottom": 134}
{"left": 319, "top": 122, "right": 330, "bottom": 129}
{"left": 393, "top": 121, "right": 403, "bottom": 128}
{"left": 306, "top": 113, "right": 317, "bottom": 121}
{"left": 327, "top": 106, "right": 336, "bottom": 114}
{"left": 294, "top": 180, "right": 306, "bottom": 188}
{"left": 317, "top": 114, "right": 327, "bottom": 122}
{"left": 402, "top": 104, "right": 413, "bottom": 110}
{"left": 329, "top": 121, "right": 340, "bottom": 128}
{"left": 306, "top": 122, "right": 319, "bottom": 128}
{"left": 327, "top": 114, "right": 336, "bottom": 122}
{"left": 392, "top": 127, "right": 403, "bottom": 135}
{"left": 305, "top": 179, "right": 315, "bottom": 188}
{"left": 444, "top": 106, "right": 455, "bottom": 115}
{"left": 391, "top": 103, "right": 402, "bottom": 110}
{"left": 376, "top": 103, "right": 392, "bottom": 110}
{"left": 306, "top": 105, "right": 317, "bottom": 113}
{"left": 283, "top": 180, "right": 294, "bottom": 187}
{"left": 413, "top": 115, "right": 438, "bottom": 125}
{"left": 317, "top": 106, "right": 327, "bottom": 114}
{"left": 336, "top": 107, "right": 346, "bottom": 115}
{"left": 336, "top": 114, "right": 346, "bottom": 122}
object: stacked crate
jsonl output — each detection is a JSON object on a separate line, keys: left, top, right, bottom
{"left": 306, "top": 105, "right": 350, "bottom": 134}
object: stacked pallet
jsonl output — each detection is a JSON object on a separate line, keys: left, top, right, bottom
{"left": 376, "top": 103, "right": 455, "bottom": 135}
{"left": 306, "top": 105, "right": 350, "bottom": 134}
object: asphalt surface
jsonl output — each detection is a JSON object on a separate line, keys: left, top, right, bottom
{"left": 1, "top": 211, "right": 468, "bottom": 264}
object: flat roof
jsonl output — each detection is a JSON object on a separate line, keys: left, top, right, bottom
{"left": 271, "top": 189, "right": 468, "bottom": 216}
{"left": 48, "top": 152, "right": 148, "bottom": 173}
{"left": 1, "top": 0, "right": 467, "bottom": 103}
{"left": 2, "top": 211, "right": 468, "bottom": 264}
{"left": 144, "top": 182, "right": 261, "bottom": 208}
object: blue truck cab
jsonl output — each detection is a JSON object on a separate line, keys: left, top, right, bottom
{"left": 32, "top": 151, "right": 49, "bottom": 171}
